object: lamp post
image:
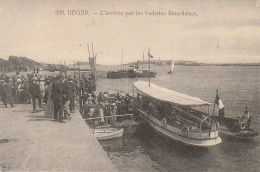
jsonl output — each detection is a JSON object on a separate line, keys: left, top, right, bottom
{"left": 148, "top": 48, "right": 151, "bottom": 87}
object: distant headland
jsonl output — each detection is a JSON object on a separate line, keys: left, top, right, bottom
{"left": 127, "top": 60, "right": 260, "bottom": 67}
{"left": 1, "top": 56, "right": 260, "bottom": 73}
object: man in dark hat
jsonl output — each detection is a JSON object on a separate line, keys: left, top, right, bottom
{"left": 29, "top": 78, "right": 42, "bottom": 111}
{"left": 0, "top": 79, "right": 4, "bottom": 102}
{"left": 2, "top": 77, "right": 14, "bottom": 108}
{"left": 23, "top": 79, "right": 31, "bottom": 104}
{"left": 52, "top": 75, "right": 65, "bottom": 122}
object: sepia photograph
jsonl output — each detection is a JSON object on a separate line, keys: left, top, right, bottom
{"left": 0, "top": 0, "right": 259, "bottom": 171}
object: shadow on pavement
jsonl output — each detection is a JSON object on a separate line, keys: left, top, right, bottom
{"left": 26, "top": 115, "right": 46, "bottom": 118}
{"left": 26, "top": 115, "right": 55, "bottom": 122}
{"left": 0, "top": 139, "right": 18, "bottom": 143}
{"left": 0, "top": 139, "right": 9, "bottom": 143}
{"left": 26, "top": 118, "right": 54, "bottom": 122}
{"left": 31, "top": 109, "right": 45, "bottom": 113}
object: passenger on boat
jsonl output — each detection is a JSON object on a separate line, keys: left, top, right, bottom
{"left": 103, "top": 92, "right": 108, "bottom": 100}
{"left": 98, "top": 104, "right": 105, "bottom": 123}
{"left": 116, "top": 101, "right": 123, "bottom": 114}
{"left": 124, "top": 93, "right": 130, "bottom": 104}
{"left": 115, "top": 92, "right": 119, "bottom": 100}
{"left": 103, "top": 102, "right": 108, "bottom": 116}
{"left": 98, "top": 92, "right": 104, "bottom": 102}
{"left": 88, "top": 106, "right": 95, "bottom": 117}
{"left": 111, "top": 103, "right": 117, "bottom": 122}
{"left": 243, "top": 105, "right": 250, "bottom": 120}
{"left": 93, "top": 96, "right": 98, "bottom": 104}
{"left": 87, "top": 94, "right": 93, "bottom": 103}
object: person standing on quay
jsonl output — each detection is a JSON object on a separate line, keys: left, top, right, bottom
{"left": 52, "top": 75, "right": 64, "bottom": 123}
{"left": 2, "top": 78, "right": 15, "bottom": 108}
{"left": 29, "top": 77, "right": 42, "bottom": 111}
{"left": 0, "top": 80, "right": 4, "bottom": 102}
{"left": 61, "top": 77, "right": 71, "bottom": 119}
{"left": 44, "top": 79, "right": 54, "bottom": 119}
{"left": 69, "top": 79, "right": 77, "bottom": 113}
{"left": 23, "top": 79, "right": 31, "bottom": 104}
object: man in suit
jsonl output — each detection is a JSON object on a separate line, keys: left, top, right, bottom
{"left": 52, "top": 75, "right": 64, "bottom": 122}
{"left": 29, "top": 77, "right": 42, "bottom": 111}
{"left": 69, "top": 79, "right": 77, "bottom": 113}
{"left": 23, "top": 79, "right": 31, "bottom": 104}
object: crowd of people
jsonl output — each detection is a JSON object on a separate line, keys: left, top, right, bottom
{"left": 0, "top": 73, "right": 79, "bottom": 123}
{"left": 0, "top": 73, "right": 38, "bottom": 108}
{"left": 82, "top": 91, "right": 136, "bottom": 125}
{"left": 0, "top": 72, "right": 136, "bottom": 125}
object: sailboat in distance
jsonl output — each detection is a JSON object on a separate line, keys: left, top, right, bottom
{"left": 167, "top": 60, "right": 174, "bottom": 74}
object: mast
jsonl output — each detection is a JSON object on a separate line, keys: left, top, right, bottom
{"left": 87, "top": 44, "right": 91, "bottom": 79}
{"left": 142, "top": 49, "right": 145, "bottom": 70}
{"left": 60, "top": 61, "right": 62, "bottom": 74}
{"left": 92, "top": 43, "right": 94, "bottom": 60}
{"left": 64, "top": 61, "right": 67, "bottom": 77}
{"left": 121, "top": 49, "right": 124, "bottom": 70}
{"left": 87, "top": 44, "right": 91, "bottom": 59}
{"left": 73, "top": 61, "right": 76, "bottom": 79}
{"left": 89, "top": 43, "right": 96, "bottom": 84}
{"left": 143, "top": 49, "right": 145, "bottom": 62}
{"left": 78, "top": 60, "right": 80, "bottom": 80}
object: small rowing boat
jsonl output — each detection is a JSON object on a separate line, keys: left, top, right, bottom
{"left": 92, "top": 127, "right": 124, "bottom": 141}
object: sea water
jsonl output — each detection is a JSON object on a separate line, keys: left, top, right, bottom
{"left": 95, "top": 65, "right": 260, "bottom": 172}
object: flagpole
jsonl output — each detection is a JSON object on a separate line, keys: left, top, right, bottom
{"left": 143, "top": 49, "right": 145, "bottom": 62}
{"left": 87, "top": 44, "right": 90, "bottom": 59}
{"left": 148, "top": 48, "right": 151, "bottom": 87}
{"left": 73, "top": 61, "right": 76, "bottom": 79}
{"left": 78, "top": 60, "right": 80, "bottom": 81}
{"left": 212, "top": 89, "right": 218, "bottom": 116}
{"left": 121, "top": 49, "right": 123, "bottom": 70}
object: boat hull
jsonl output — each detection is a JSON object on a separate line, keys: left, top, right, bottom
{"left": 213, "top": 116, "right": 259, "bottom": 138}
{"left": 219, "top": 126, "right": 259, "bottom": 138}
{"left": 139, "top": 110, "right": 222, "bottom": 147}
{"left": 93, "top": 128, "right": 124, "bottom": 141}
{"left": 107, "top": 71, "right": 156, "bottom": 79}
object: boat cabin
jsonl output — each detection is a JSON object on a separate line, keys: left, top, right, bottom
{"left": 133, "top": 80, "right": 222, "bottom": 147}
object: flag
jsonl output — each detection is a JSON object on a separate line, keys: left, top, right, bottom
{"left": 215, "top": 93, "right": 225, "bottom": 117}
{"left": 148, "top": 48, "right": 154, "bottom": 58}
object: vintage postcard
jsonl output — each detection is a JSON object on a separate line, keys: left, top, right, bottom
{"left": 0, "top": 0, "right": 259, "bottom": 171}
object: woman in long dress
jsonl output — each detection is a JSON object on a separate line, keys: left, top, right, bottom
{"left": 44, "top": 83, "right": 54, "bottom": 118}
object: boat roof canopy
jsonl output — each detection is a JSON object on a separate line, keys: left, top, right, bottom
{"left": 133, "top": 80, "right": 211, "bottom": 106}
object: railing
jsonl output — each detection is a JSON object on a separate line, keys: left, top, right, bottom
{"left": 173, "top": 106, "right": 204, "bottom": 122}
{"left": 173, "top": 106, "right": 218, "bottom": 139}
{"left": 84, "top": 114, "right": 134, "bottom": 122}
{"left": 200, "top": 115, "right": 218, "bottom": 139}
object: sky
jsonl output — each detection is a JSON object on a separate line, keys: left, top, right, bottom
{"left": 0, "top": 0, "right": 259, "bottom": 65}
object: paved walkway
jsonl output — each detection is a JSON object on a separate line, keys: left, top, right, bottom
{"left": 0, "top": 103, "right": 117, "bottom": 171}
